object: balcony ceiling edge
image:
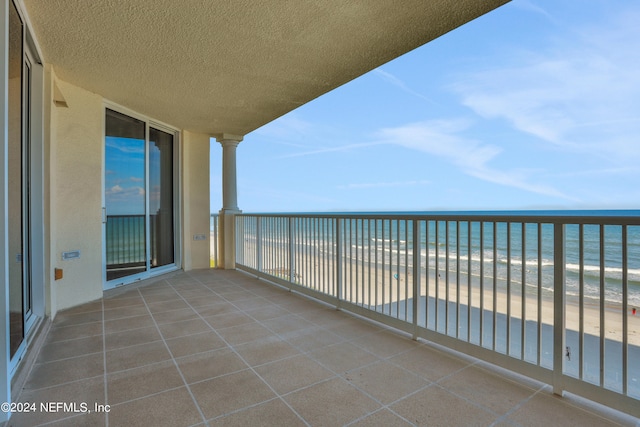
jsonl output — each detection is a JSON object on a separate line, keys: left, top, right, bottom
{"left": 22, "top": 0, "right": 509, "bottom": 136}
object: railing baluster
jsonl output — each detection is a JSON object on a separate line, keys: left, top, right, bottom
{"left": 553, "top": 222, "right": 566, "bottom": 396}
{"left": 322, "top": 218, "right": 326, "bottom": 292}
{"left": 289, "top": 217, "right": 294, "bottom": 284}
{"left": 537, "top": 223, "right": 542, "bottom": 366}
{"left": 468, "top": 221, "right": 472, "bottom": 343}
{"left": 375, "top": 219, "right": 379, "bottom": 312}
{"left": 435, "top": 220, "right": 440, "bottom": 332}
{"left": 382, "top": 220, "right": 386, "bottom": 315}
{"left": 307, "top": 218, "right": 311, "bottom": 289}
{"left": 412, "top": 219, "right": 420, "bottom": 338}
{"left": 368, "top": 219, "right": 372, "bottom": 309}
{"left": 599, "top": 224, "right": 605, "bottom": 387}
{"left": 446, "top": 220, "right": 450, "bottom": 336}
{"left": 507, "top": 222, "right": 511, "bottom": 356}
{"left": 425, "top": 220, "right": 430, "bottom": 329}
{"left": 579, "top": 223, "right": 584, "bottom": 379}
{"left": 360, "top": 219, "right": 364, "bottom": 306}
{"left": 405, "top": 220, "right": 409, "bottom": 322}
{"left": 456, "top": 220, "right": 460, "bottom": 339}
{"left": 356, "top": 218, "right": 360, "bottom": 306}
{"left": 350, "top": 219, "right": 354, "bottom": 303}
{"left": 493, "top": 222, "right": 497, "bottom": 352}
{"left": 396, "top": 220, "right": 401, "bottom": 319}
{"left": 622, "top": 225, "right": 628, "bottom": 395}
{"left": 336, "top": 218, "right": 342, "bottom": 307}
{"left": 521, "top": 222, "right": 526, "bottom": 361}
{"left": 480, "top": 221, "right": 485, "bottom": 348}
{"left": 388, "top": 220, "right": 392, "bottom": 315}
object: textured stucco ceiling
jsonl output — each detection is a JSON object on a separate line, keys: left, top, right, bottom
{"left": 23, "top": 0, "right": 509, "bottom": 137}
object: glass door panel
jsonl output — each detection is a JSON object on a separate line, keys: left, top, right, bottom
{"left": 149, "top": 128, "right": 174, "bottom": 268}
{"left": 23, "top": 43, "right": 33, "bottom": 325}
{"left": 8, "top": 0, "right": 24, "bottom": 358}
{"left": 105, "top": 109, "right": 146, "bottom": 281}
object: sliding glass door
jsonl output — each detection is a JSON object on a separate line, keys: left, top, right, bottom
{"left": 8, "top": 0, "right": 34, "bottom": 361}
{"left": 104, "top": 109, "right": 177, "bottom": 286}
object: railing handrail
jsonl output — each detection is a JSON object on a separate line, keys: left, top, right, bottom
{"left": 106, "top": 213, "right": 146, "bottom": 218}
{"left": 235, "top": 210, "right": 640, "bottom": 225}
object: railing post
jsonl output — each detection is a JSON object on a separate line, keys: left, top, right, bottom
{"left": 256, "top": 216, "right": 262, "bottom": 273}
{"left": 235, "top": 216, "right": 243, "bottom": 266}
{"left": 553, "top": 222, "right": 566, "bottom": 396}
{"left": 289, "top": 217, "right": 295, "bottom": 287}
{"left": 412, "top": 219, "right": 420, "bottom": 340}
{"left": 336, "top": 218, "right": 343, "bottom": 310}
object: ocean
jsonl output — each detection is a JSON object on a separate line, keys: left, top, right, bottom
{"left": 332, "top": 210, "right": 640, "bottom": 307}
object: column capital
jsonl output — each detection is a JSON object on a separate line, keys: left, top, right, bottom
{"left": 215, "top": 133, "right": 243, "bottom": 145}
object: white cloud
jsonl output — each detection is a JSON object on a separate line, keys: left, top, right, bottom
{"left": 105, "top": 185, "right": 145, "bottom": 202}
{"left": 450, "top": 4, "right": 640, "bottom": 163}
{"left": 105, "top": 138, "right": 145, "bottom": 154}
{"left": 377, "top": 119, "right": 501, "bottom": 168}
{"left": 373, "top": 69, "right": 436, "bottom": 104}
{"left": 376, "top": 120, "right": 574, "bottom": 200}
{"left": 511, "top": 0, "right": 554, "bottom": 22}
{"left": 108, "top": 185, "right": 123, "bottom": 194}
{"left": 254, "top": 114, "right": 314, "bottom": 146}
{"left": 279, "top": 141, "right": 387, "bottom": 159}
{"left": 546, "top": 166, "right": 639, "bottom": 179}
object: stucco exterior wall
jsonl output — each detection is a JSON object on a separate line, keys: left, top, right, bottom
{"left": 50, "top": 78, "right": 103, "bottom": 311}
{"left": 43, "top": 78, "right": 212, "bottom": 312}
{"left": 182, "top": 131, "right": 211, "bottom": 270}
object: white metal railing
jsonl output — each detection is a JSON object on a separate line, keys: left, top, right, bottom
{"left": 210, "top": 214, "right": 219, "bottom": 268}
{"left": 235, "top": 212, "right": 640, "bottom": 418}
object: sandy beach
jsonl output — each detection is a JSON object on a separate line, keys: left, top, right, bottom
{"left": 229, "top": 234, "right": 640, "bottom": 393}
{"left": 239, "top": 237, "right": 640, "bottom": 348}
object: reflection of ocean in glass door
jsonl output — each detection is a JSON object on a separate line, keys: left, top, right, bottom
{"left": 105, "top": 109, "right": 146, "bottom": 281}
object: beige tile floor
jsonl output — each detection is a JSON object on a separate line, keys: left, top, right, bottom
{"left": 4, "top": 269, "right": 639, "bottom": 427}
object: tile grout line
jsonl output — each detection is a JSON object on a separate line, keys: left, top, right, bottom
{"left": 162, "top": 273, "right": 542, "bottom": 426}
{"left": 199, "top": 273, "right": 440, "bottom": 424}
{"left": 221, "top": 278, "right": 436, "bottom": 424}
{"left": 342, "top": 406, "right": 417, "bottom": 427}
{"left": 212, "top": 272, "right": 511, "bottom": 425}
{"left": 30, "top": 299, "right": 111, "bottom": 427}
{"left": 136, "top": 285, "right": 210, "bottom": 427}
{"left": 181, "top": 273, "right": 313, "bottom": 427}
{"left": 101, "top": 296, "right": 109, "bottom": 427}
{"left": 189, "top": 272, "right": 412, "bottom": 424}
{"left": 488, "top": 384, "right": 547, "bottom": 427}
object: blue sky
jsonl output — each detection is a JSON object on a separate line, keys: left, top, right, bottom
{"left": 210, "top": 0, "right": 640, "bottom": 213}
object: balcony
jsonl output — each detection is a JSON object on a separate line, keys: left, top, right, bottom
{"left": 230, "top": 211, "right": 640, "bottom": 420}
{"left": 7, "top": 268, "right": 638, "bottom": 427}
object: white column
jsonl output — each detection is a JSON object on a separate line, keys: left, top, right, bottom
{"left": 220, "top": 137, "right": 241, "bottom": 212}
{"left": 216, "top": 134, "right": 243, "bottom": 269}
